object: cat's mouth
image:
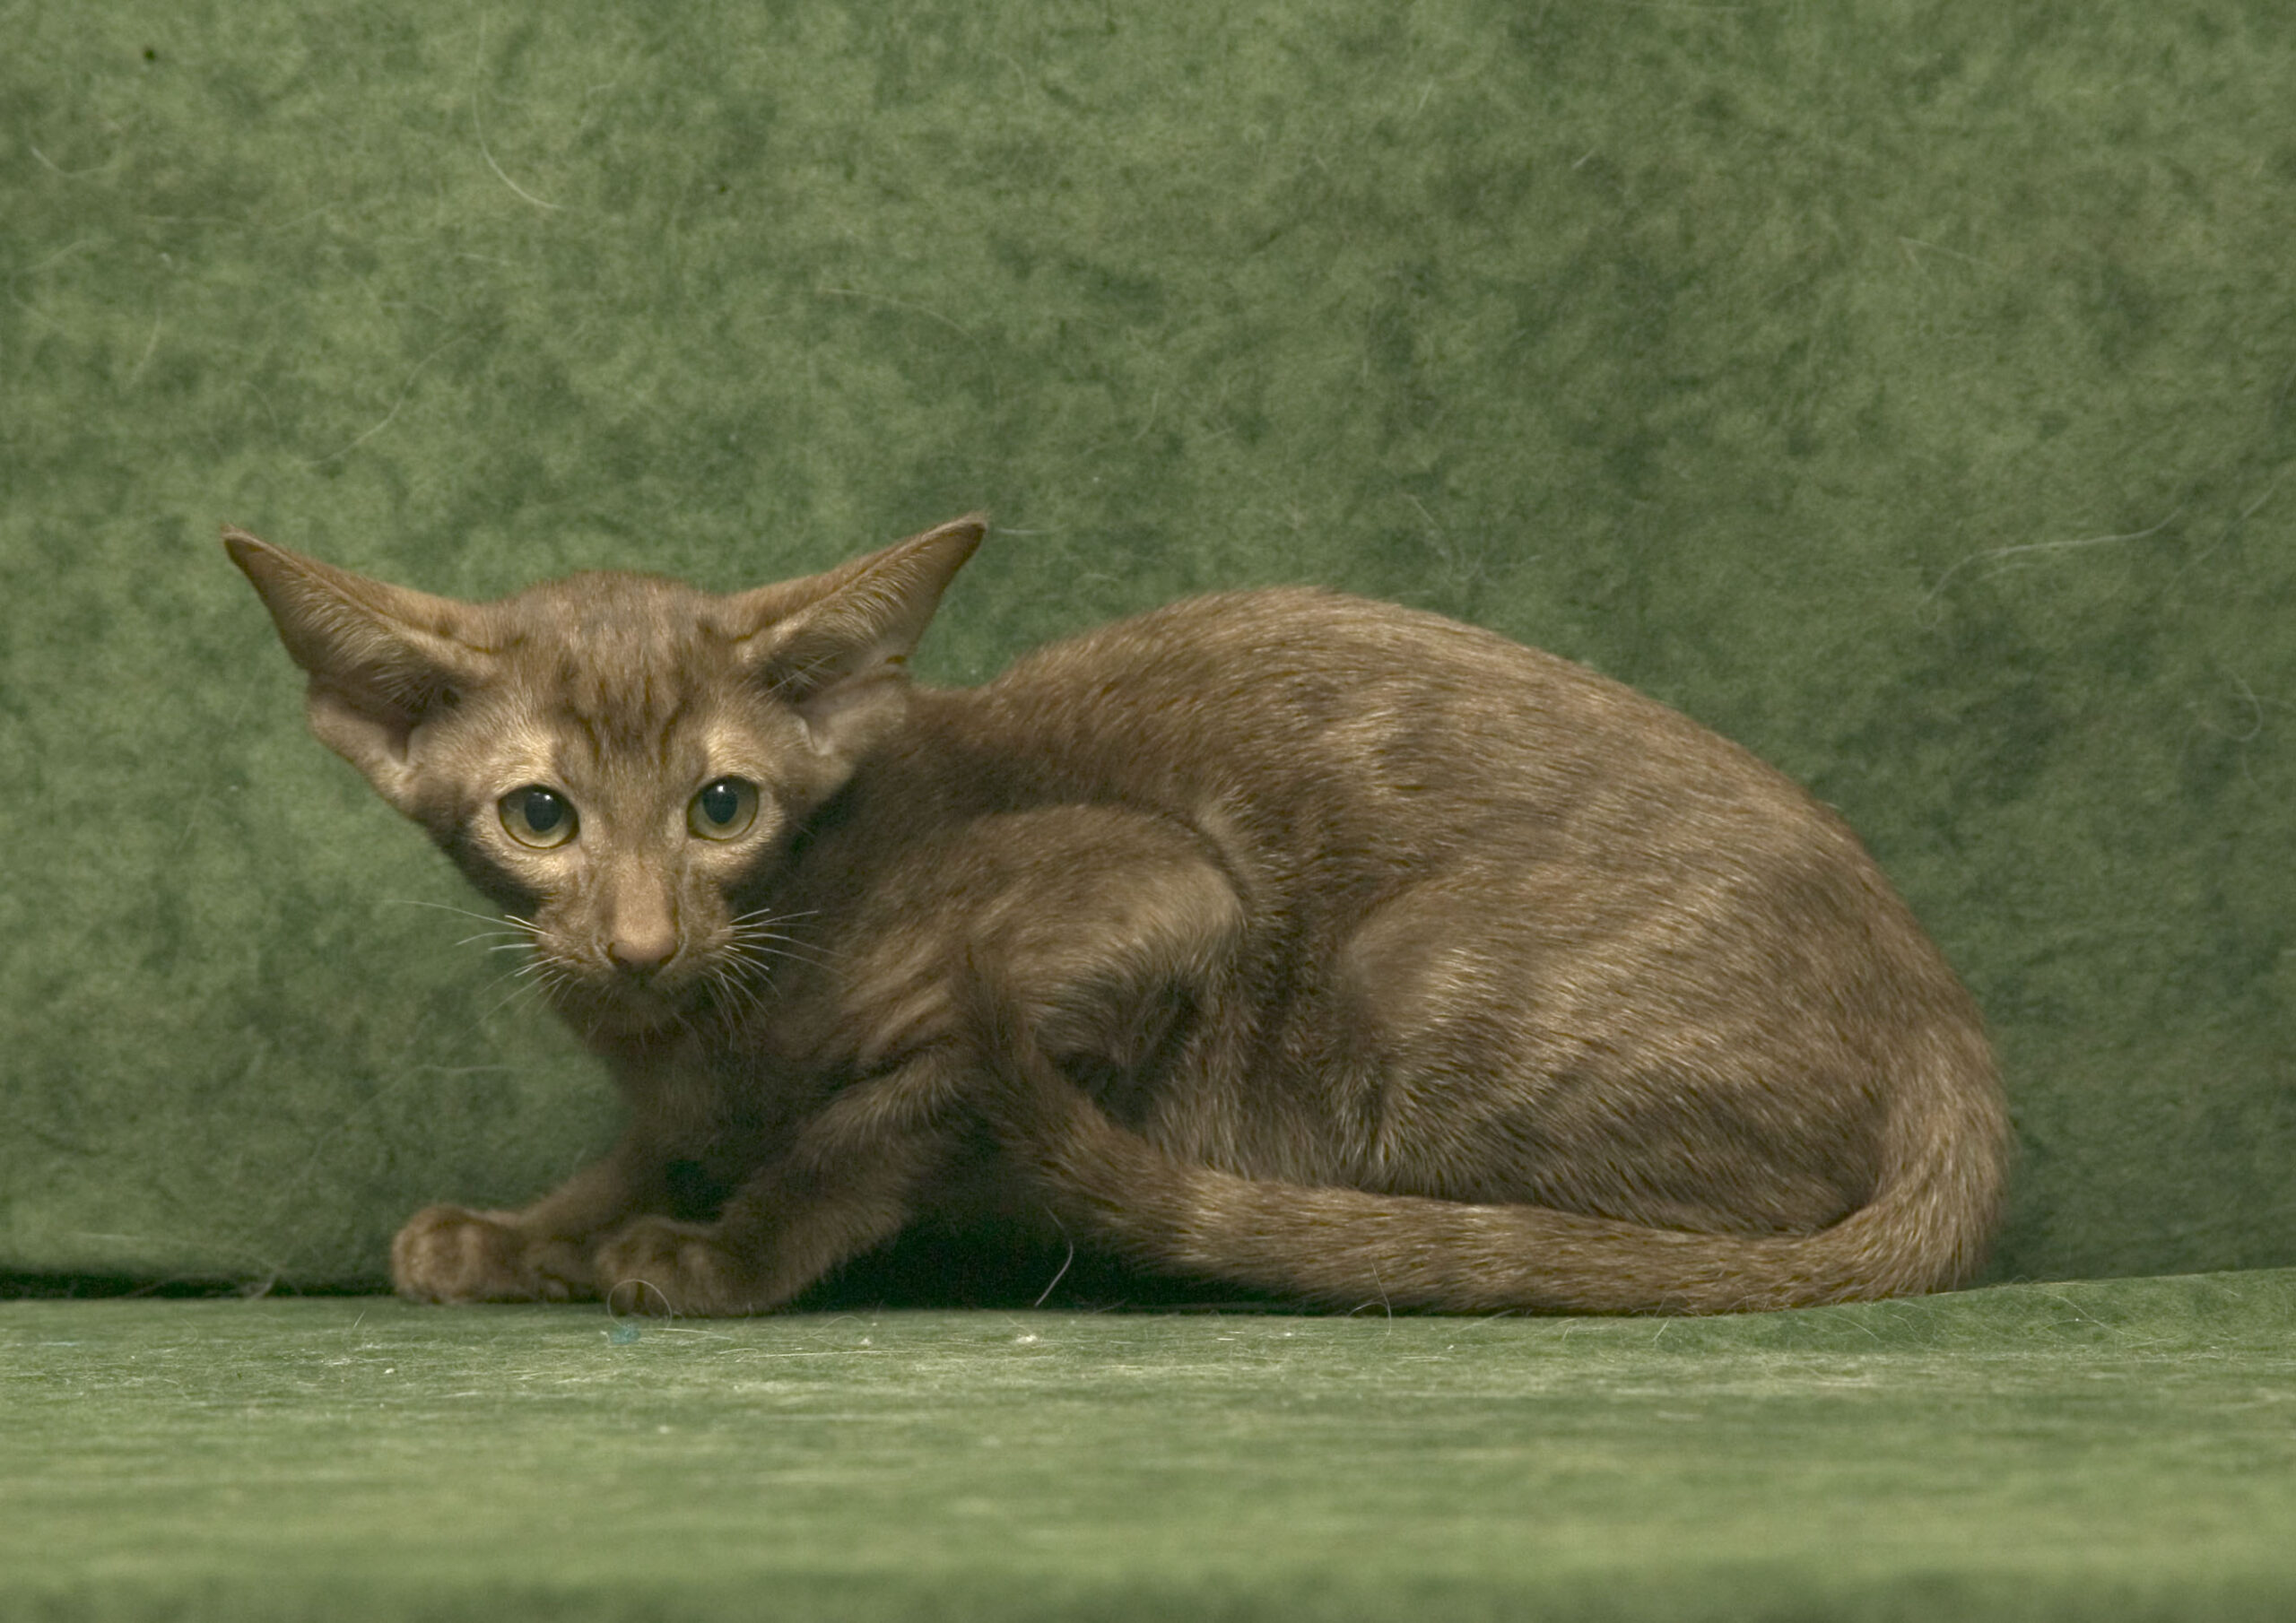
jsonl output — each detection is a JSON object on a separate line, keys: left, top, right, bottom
{"left": 545, "top": 963, "right": 704, "bottom": 1037}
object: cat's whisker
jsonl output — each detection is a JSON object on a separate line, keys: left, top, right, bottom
{"left": 725, "top": 906, "right": 841, "bottom": 973}
{"left": 492, "top": 952, "right": 584, "bottom": 1023}
{"left": 700, "top": 960, "right": 767, "bottom": 1030}
{"left": 482, "top": 974, "right": 544, "bottom": 1022}
{"left": 730, "top": 910, "right": 834, "bottom": 943}
{"left": 732, "top": 941, "right": 838, "bottom": 974}
{"left": 709, "top": 965, "right": 766, "bottom": 1012}
{"left": 727, "top": 924, "right": 839, "bottom": 959}
{"left": 723, "top": 956, "right": 769, "bottom": 1006}
{"left": 384, "top": 898, "right": 542, "bottom": 933}
{"left": 721, "top": 947, "right": 783, "bottom": 985}
{"left": 483, "top": 952, "right": 556, "bottom": 992}
{"left": 472, "top": 948, "right": 573, "bottom": 1021}
{"left": 730, "top": 924, "right": 825, "bottom": 943}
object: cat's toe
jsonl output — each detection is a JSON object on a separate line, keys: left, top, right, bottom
{"left": 595, "top": 1218, "right": 772, "bottom": 1316}
{"left": 391, "top": 1203, "right": 552, "bottom": 1304}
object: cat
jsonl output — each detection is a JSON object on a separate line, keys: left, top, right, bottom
{"left": 225, "top": 515, "right": 2010, "bottom": 1315}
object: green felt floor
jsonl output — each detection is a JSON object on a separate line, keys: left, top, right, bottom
{"left": 5, "top": 1271, "right": 2292, "bottom": 1622}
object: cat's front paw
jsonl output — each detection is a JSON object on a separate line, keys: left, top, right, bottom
{"left": 391, "top": 1204, "right": 585, "bottom": 1305}
{"left": 594, "top": 1217, "right": 778, "bottom": 1316}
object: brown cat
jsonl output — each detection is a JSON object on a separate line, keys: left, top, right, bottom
{"left": 226, "top": 515, "right": 2009, "bottom": 1315}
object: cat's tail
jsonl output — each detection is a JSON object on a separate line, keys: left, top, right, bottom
{"left": 978, "top": 1025, "right": 2008, "bottom": 1315}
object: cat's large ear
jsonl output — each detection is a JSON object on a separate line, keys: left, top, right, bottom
{"left": 726, "top": 514, "right": 986, "bottom": 752}
{"left": 223, "top": 527, "right": 494, "bottom": 813}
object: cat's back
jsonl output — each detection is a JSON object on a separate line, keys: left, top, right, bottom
{"left": 946, "top": 586, "right": 1826, "bottom": 861}
{"left": 970, "top": 586, "right": 1639, "bottom": 758}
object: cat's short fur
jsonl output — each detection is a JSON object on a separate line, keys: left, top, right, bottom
{"left": 227, "top": 516, "right": 2009, "bottom": 1315}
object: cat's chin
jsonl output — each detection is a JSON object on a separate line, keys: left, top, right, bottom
{"left": 556, "top": 981, "right": 698, "bottom": 1041}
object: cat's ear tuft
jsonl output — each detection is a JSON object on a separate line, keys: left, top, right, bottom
{"left": 729, "top": 514, "right": 986, "bottom": 751}
{"left": 223, "top": 526, "right": 493, "bottom": 812}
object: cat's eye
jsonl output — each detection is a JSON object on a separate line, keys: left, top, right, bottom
{"left": 500, "top": 785, "right": 577, "bottom": 849}
{"left": 688, "top": 777, "right": 759, "bottom": 840}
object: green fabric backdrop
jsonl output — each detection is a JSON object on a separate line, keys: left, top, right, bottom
{"left": 4, "top": 0, "right": 2293, "bottom": 1290}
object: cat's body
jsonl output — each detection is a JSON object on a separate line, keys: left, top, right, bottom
{"left": 228, "top": 516, "right": 2008, "bottom": 1315}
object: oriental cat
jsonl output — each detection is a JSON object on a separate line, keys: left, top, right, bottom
{"left": 226, "top": 516, "right": 2009, "bottom": 1315}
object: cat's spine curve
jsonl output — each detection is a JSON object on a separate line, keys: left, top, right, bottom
{"left": 982, "top": 1011, "right": 2006, "bottom": 1315}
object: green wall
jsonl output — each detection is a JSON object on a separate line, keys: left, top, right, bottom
{"left": 4, "top": 1, "right": 2293, "bottom": 1288}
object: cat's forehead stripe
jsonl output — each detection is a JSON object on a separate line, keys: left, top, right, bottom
{"left": 491, "top": 576, "right": 728, "bottom": 762}
{"left": 553, "top": 657, "right": 700, "bottom": 764}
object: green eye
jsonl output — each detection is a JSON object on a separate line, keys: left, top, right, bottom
{"left": 500, "top": 785, "right": 577, "bottom": 849}
{"left": 688, "top": 777, "right": 759, "bottom": 840}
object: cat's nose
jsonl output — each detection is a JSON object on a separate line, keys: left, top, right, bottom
{"left": 603, "top": 872, "right": 678, "bottom": 974}
{"left": 605, "top": 881, "right": 674, "bottom": 973}
{"left": 607, "top": 924, "right": 678, "bottom": 973}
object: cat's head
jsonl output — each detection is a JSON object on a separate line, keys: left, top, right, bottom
{"left": 226, "top": 516, "right": 984, "bottom": 1038}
